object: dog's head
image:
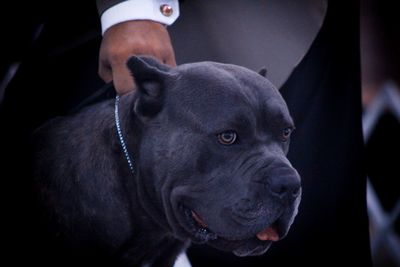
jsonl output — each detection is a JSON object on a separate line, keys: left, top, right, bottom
{"left": 127, "top": 56, "right": 301, "bottom": 256}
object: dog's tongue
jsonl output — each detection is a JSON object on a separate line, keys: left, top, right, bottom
{"left": 256, "top": 226, "right": 279, "bottom": 241}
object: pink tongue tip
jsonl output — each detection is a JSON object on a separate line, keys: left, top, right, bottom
{"left": 256, "top": 226, "right": 279, "bottom": 241}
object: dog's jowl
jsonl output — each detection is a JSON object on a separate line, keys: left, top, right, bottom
{"left": 33, "top": 56, "right": 301, "bottom": 266}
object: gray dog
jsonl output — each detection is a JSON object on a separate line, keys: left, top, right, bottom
{"left": 33, "top": 56, "right": 301, "bottom": 266}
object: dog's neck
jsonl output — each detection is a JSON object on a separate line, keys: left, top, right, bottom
{"left": 112, "top": 93, "right": 170, "bottom": 226}
{"left": 113, "top": 93, "right": 180, "bottom": 238}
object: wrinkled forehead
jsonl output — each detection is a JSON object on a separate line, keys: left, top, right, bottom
{"left": 165, "top": 63, "right": 292, "bottom": 130}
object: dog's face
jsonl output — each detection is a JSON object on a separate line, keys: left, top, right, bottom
{"left": 128, "top": 57, "right": 301, "bottom": 256}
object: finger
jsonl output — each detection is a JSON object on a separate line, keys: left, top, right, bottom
{"left": 111, "top": 62, "right": 136, "bottom": 95}
{"left": 160, "top": 36, "right": 176, "bottom": 67}
{"left": 164, "top": 53, "right": 177, "bottom": 67}
{"left": 98, "top": 60, "right": 113, "bottom": 83}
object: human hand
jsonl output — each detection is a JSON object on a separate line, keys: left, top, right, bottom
{"left": 99, "top": 20, "right": 176, "bottom": 94}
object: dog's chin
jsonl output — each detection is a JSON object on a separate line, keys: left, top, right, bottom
{"left": 208, "top": 235, "right": 274, "bottom": 257}
{"left": 232, "top": 240, "right": 273, "bottom": 257}
{"left": 174, "top": 204, "right": 288, "bottom": 256}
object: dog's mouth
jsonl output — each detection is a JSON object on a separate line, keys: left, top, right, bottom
{"left": 182, "top": 206, "right": 280, "bottom": 244}
{"left": 183, "top": 207, "right": 217, "bottom": 242}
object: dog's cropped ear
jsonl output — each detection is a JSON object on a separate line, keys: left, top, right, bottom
{"left": 127, "top": 56, "right": 173, "bottom": 120}
{"left": 258, "top": 67, "right": 267, "bottom": 78}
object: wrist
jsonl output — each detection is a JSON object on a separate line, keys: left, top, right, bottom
{"left": 100, "top": 0, "right": 179, "bottom": 35}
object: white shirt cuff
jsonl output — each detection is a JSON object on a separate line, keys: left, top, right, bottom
{"left": 101, "top": 0, "right": 180, "bottom": 35}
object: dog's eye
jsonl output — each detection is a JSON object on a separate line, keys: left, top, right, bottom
{"left": 217, "top": 131, "right": 237, "bottom": 145}
{"left": 282, "top": 127, "right": 294, "bottom": 141}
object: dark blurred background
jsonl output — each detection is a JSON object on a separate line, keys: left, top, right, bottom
{"left": 361, "top": 0, "right": 400, "bottom": 266}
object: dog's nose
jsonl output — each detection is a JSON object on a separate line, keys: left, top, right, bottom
{"left": 267, "top": 173, "right": 301, "bottom": 200}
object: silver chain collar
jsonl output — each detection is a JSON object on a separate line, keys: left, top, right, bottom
{"left": 115, "top": 95, "right": 135, "bottom": 174}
